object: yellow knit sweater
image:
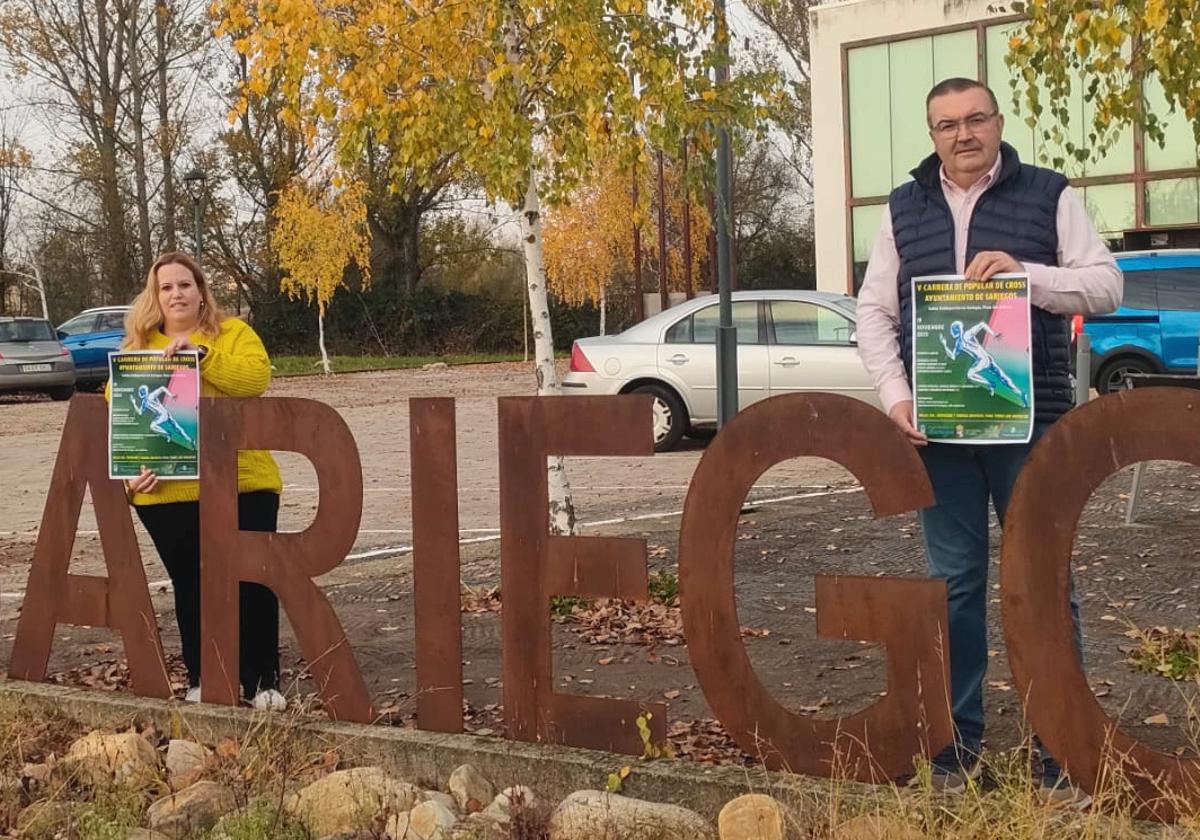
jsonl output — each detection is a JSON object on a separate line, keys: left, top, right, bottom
{"left": 107, "top": 318, "right": 283, "bottom": 506}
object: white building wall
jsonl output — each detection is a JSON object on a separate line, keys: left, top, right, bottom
{"left": 809, "top": 0, "right": 1005, "bottom": 295}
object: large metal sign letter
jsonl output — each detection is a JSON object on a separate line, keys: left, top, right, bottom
{"left": 1003, "top": 388, "right": 1200, "bottom": 821}
{"left": 499, "top": 394, "right": 666, "bottom": 753}
{"left": 678, "top": 394, "right": 952, "bottom": 781}
{"left": 199, "top": 397, "right": 372, "bottom": 722}
{"left": 9, "top": 395, "right": 171, "bottom": 697}
{"left": 410, "top": 397, "right": 464, "bottom": 732}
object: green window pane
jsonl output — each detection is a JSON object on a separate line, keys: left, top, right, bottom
{"left": 1082, "top": 183, "right": 1135, "bottom": 236}
{"left": 1146, "top": 178, "right": 1200, "bottom": 226}
{"left": 851, "top": 204, "right": 886, "bottom": 294}
{"left": 985, "top": 23, "right": 1036, "bottom": 164}
{"left": 1082, "top": 44, "right": 1134, "bottom": 177}
{"left": 852, "top": 204, "right": 885, "bottom": 262}
{"left": 889, "top": 37, "right": 934, "bottom": 188}
{"left": 932, "top": 30, "right": 977, "bottom": 82}
{"left": 848, "top": 45, "right": 892, "bottom": 197}
{"left": 1143, "top": 76, "right": 1200, "bottom": 172}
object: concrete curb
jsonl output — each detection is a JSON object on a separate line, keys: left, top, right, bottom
{"left": 0, "top": 679, "right": 848, "bottom": 820}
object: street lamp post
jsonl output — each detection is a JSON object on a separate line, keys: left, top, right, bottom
{"left": 182, "top": 167, "right": 207, "bottom": 262}
{"left": 713, "top": 0, "right": 737, "bottom": 427}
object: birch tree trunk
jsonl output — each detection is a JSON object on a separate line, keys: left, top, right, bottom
{"left": 317, "top": 308, "right": 331, "bottom": 375}
{"left": 519, "top": 168, "right": 576, "bottom": 535}
{"left": 599, "top": 286, "right": 607, "bottom": 336}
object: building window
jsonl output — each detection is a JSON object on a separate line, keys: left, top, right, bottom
{"left": 1146, "top": 178, "right": 1200, "bottom": 227}
{"left": 851, "top": 204, "right": 885, "bottom": 294}
{"left": 1143, "top": 77, "right": 1200, "bottom": 172}
{"left": 848, "top": 32, "right": 978, "bottom": 199}
{"left": 1081, "top": 183, "right": 1136, "bottom": 237}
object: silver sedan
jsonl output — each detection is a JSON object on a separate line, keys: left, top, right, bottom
{"left": 562, "top": 290, "right": 881, "bottom": 451}
{"left": 0, "top": 316, "right": 76, "bottom": 401}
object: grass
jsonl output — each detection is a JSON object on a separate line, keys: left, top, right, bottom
{"left": 1128, "top": 625, "right": 1200, "bottom": 681}
{"left": 270, "top": 352, "right": 526, "bottom": 377}
{"left": 7, "top": 691, "right": 1200, "bottom": 838}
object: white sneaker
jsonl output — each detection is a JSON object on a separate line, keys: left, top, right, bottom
{"left": 251, "top": 689, "right": 287, "bottom": 711}
{"left": 184, "top": 685, "right": 202, "bottom": 703}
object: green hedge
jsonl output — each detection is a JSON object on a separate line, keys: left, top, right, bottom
{"left": 251, "top": 286, "right": 600, "bottom": 357}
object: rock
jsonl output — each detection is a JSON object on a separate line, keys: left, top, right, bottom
{"left": 63, "top": 730, "right": 160, "bottom": 787}
{"left": 548, "top": 790, "right": 714, "bottom": 840}
{"left": 288, "top": 767, "right": 420, "bottom": 837}
{"left": 16, "top": 800, "right": 75, "bottom": 839}
{"left": 21, "top": 762, "right": 52, "bottom": 784}
{"left": 147, "top": 779, "right": 237, "bottom": 835}
{"left": 718, "top": 794, "right": 787, "bottom": 840}
{"left": 408, "top": 799, "right": 459, "bottom": 839}
{"left": 422, "top": 790, "right": 459, "bottom": 813}
{"left": 386, "top": 810, "right": 411, "bottom": 839}
{"left": 165, "top": 739, "right": 211, "bottom": 787}
{"left": 481, "top": 785, "right": 537, "bottom": 824}
{"left": 448, "top": 764, "right": 495, "bottom": 813}
{"left": 832, "top": 814, "right": 924, "bottom": 840}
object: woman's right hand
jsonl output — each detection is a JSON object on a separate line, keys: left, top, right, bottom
{"left": 127, "top": 466, "right": 160, "bottom": 495}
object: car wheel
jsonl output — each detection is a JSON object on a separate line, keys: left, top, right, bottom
{"left": 47, "top": 385, "right": 75, "bottom": 401}
{"left": 1096, "top": 356, "right": 1154, "bottom": 395}
{"left": 632, "top": 383, "right": 687, "bottom": 452}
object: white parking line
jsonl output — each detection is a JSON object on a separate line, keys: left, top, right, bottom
{"left": 0, "top": 486, "right": 863, "bottom": 599}
{"left": 341, "top": 486, "right": 863, "bottom": 562}
{"left": 281, "top": 484, "right": 836, "bottom": 493}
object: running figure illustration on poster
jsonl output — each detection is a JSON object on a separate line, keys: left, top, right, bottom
{"left": 130, "top": 383, "right": 195, "bottom": 448}
{"left": 939, "top": 320, "right": 1029, "bottom": 408}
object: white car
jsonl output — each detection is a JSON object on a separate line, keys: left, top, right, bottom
{"left": 562, "top": 290, "right": 881, "bottom": 451}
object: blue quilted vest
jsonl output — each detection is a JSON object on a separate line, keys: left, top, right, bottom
{"left": 891, "top": 142, "right": 1074, "bottom": 423}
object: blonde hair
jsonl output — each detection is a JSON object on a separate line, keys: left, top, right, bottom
{"left": 123, "top": 252, "right": 225, "bottom": 349}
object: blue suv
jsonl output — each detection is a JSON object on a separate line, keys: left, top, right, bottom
{"left": 1085, "top": 250, "right": 1200, "bottom": 393}
{"left": 56, "top": 306, "right": 128, "bottom": 390}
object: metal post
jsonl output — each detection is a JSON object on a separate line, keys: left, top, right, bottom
{"left": 193, "top": 197, "right": 203, "bottom": 262}
{"left": 632, "top": 169, "right": 645, "bottom": 321}
{"left": 681, "top": 138, "right": 693, "bottom": 300}
{"left": 1074, "top": 333, "right": 1091, "bottom": 407}
{"left": 713, "top": 0, "right": 737, "bottom": 428}
{"left": 656, "top": 150, "right": 670, "bottom": 313}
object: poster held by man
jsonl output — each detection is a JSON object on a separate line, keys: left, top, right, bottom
{"left": 912, "top": 273, "right": 1033, "bottom": 444}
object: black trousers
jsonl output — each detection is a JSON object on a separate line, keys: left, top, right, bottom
{"left": 136, "top": 491, "right": 281, "bottom": 697}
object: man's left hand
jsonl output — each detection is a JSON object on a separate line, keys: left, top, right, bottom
{"left": 965, "top": 251, "right": 1022, "bottom": 282}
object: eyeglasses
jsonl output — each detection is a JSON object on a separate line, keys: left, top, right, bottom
{"left": 930, "top": 111, "right": 998, "bottom": 137}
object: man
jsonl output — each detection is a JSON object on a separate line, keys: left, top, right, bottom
{"left": 856, "top": 77, "right": 1122, "bottom": 803}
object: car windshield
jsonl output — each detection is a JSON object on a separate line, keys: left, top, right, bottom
{"left": 0, "top": 320, "right": 55, "bottom": 342}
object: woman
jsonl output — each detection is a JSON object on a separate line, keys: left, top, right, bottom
{"left": 115, "top": 252, "right": 286, "bottom": 710}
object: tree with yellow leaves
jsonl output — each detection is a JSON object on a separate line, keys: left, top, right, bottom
{"left": 544, "top": 155, "right": 710, "bottom": 333}
{"left": 215, "top": 0, "right": 778, "bottom": 533}
{"left": 270, "top": 179, "right": 372, "bottom": 374}
{"left": 1004, "top": 0, "right": 1200, "bottom": 165}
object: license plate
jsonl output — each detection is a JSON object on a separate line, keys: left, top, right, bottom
{"left": 20, "top": 364, "right": 52, "bottom": 373}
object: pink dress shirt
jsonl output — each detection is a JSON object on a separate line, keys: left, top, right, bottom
{"left": 856, "top": 157, "right": 1124, "bottom": 415}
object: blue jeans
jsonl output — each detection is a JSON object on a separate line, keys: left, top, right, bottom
{"left": 918, "top": 423, "right": 1083, "bottom": 754}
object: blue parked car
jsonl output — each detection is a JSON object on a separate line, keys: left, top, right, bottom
{"left": 56, "top": 306, "right": 128, "bottom": 390}
{"left": 1085, "top": 250, "right": 1200, "bottom": 393}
